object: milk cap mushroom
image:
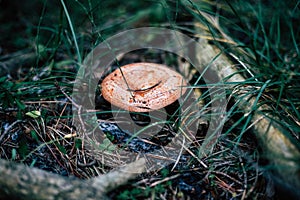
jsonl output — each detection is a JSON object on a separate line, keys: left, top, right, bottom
{"left": 101, "top": 62, "right": 187, "bottom": 112}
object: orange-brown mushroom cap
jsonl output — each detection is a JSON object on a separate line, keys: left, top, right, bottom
{"left": 101, "top": 62, "right": 187, "bottom": 112}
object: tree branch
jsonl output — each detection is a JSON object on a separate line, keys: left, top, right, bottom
{"left": 0, "top": 158, "right": 145, "bottom": 200}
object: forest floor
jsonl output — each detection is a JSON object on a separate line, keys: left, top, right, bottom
{"left": 0, "top": 1, "right": 299, "bottom": 199}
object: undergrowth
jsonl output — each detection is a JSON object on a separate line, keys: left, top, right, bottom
{"left": 0, "top": 0, "right": 299, "bottom": 199}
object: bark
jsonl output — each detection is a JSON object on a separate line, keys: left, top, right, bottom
{"left": 0, "top": 158, "right": 145, "bottom": 200}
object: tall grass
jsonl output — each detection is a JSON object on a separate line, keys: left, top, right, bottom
{"left": 1, "top": 0, "right": 299, "bottom": 199}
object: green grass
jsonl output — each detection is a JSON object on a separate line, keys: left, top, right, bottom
{"left": 0, "top": 0, "right": 299, "bottom": 199}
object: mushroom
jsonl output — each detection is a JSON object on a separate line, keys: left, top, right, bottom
{"left": 101, "top": 62, "right": 187, "bottom": 112}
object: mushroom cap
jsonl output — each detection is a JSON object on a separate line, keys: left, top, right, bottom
{"left": 101, "top": 62, "right": 187, "bottom": 112}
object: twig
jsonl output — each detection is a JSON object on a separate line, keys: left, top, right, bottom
{"left": 149, "top": 174, "right": 181, "bottom": 187}
{"left": 0, "top": 120, "right": 22, "bottom": 143}
{"left": 239, "top": 156, "right": 248, "bottom": 200}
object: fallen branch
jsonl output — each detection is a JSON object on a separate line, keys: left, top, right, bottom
{"left": 194, "top": 22, "right": 300, "bottom": 197}
{"left": 0, "top": 47, "right": 48, "bottom": 77}
{"left": 0, "top": 158, "right": 146, "bottom": 200}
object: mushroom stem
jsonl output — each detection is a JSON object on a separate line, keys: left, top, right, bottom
{"left": 129, "top": 112, "right": 151, "bottom": 126}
